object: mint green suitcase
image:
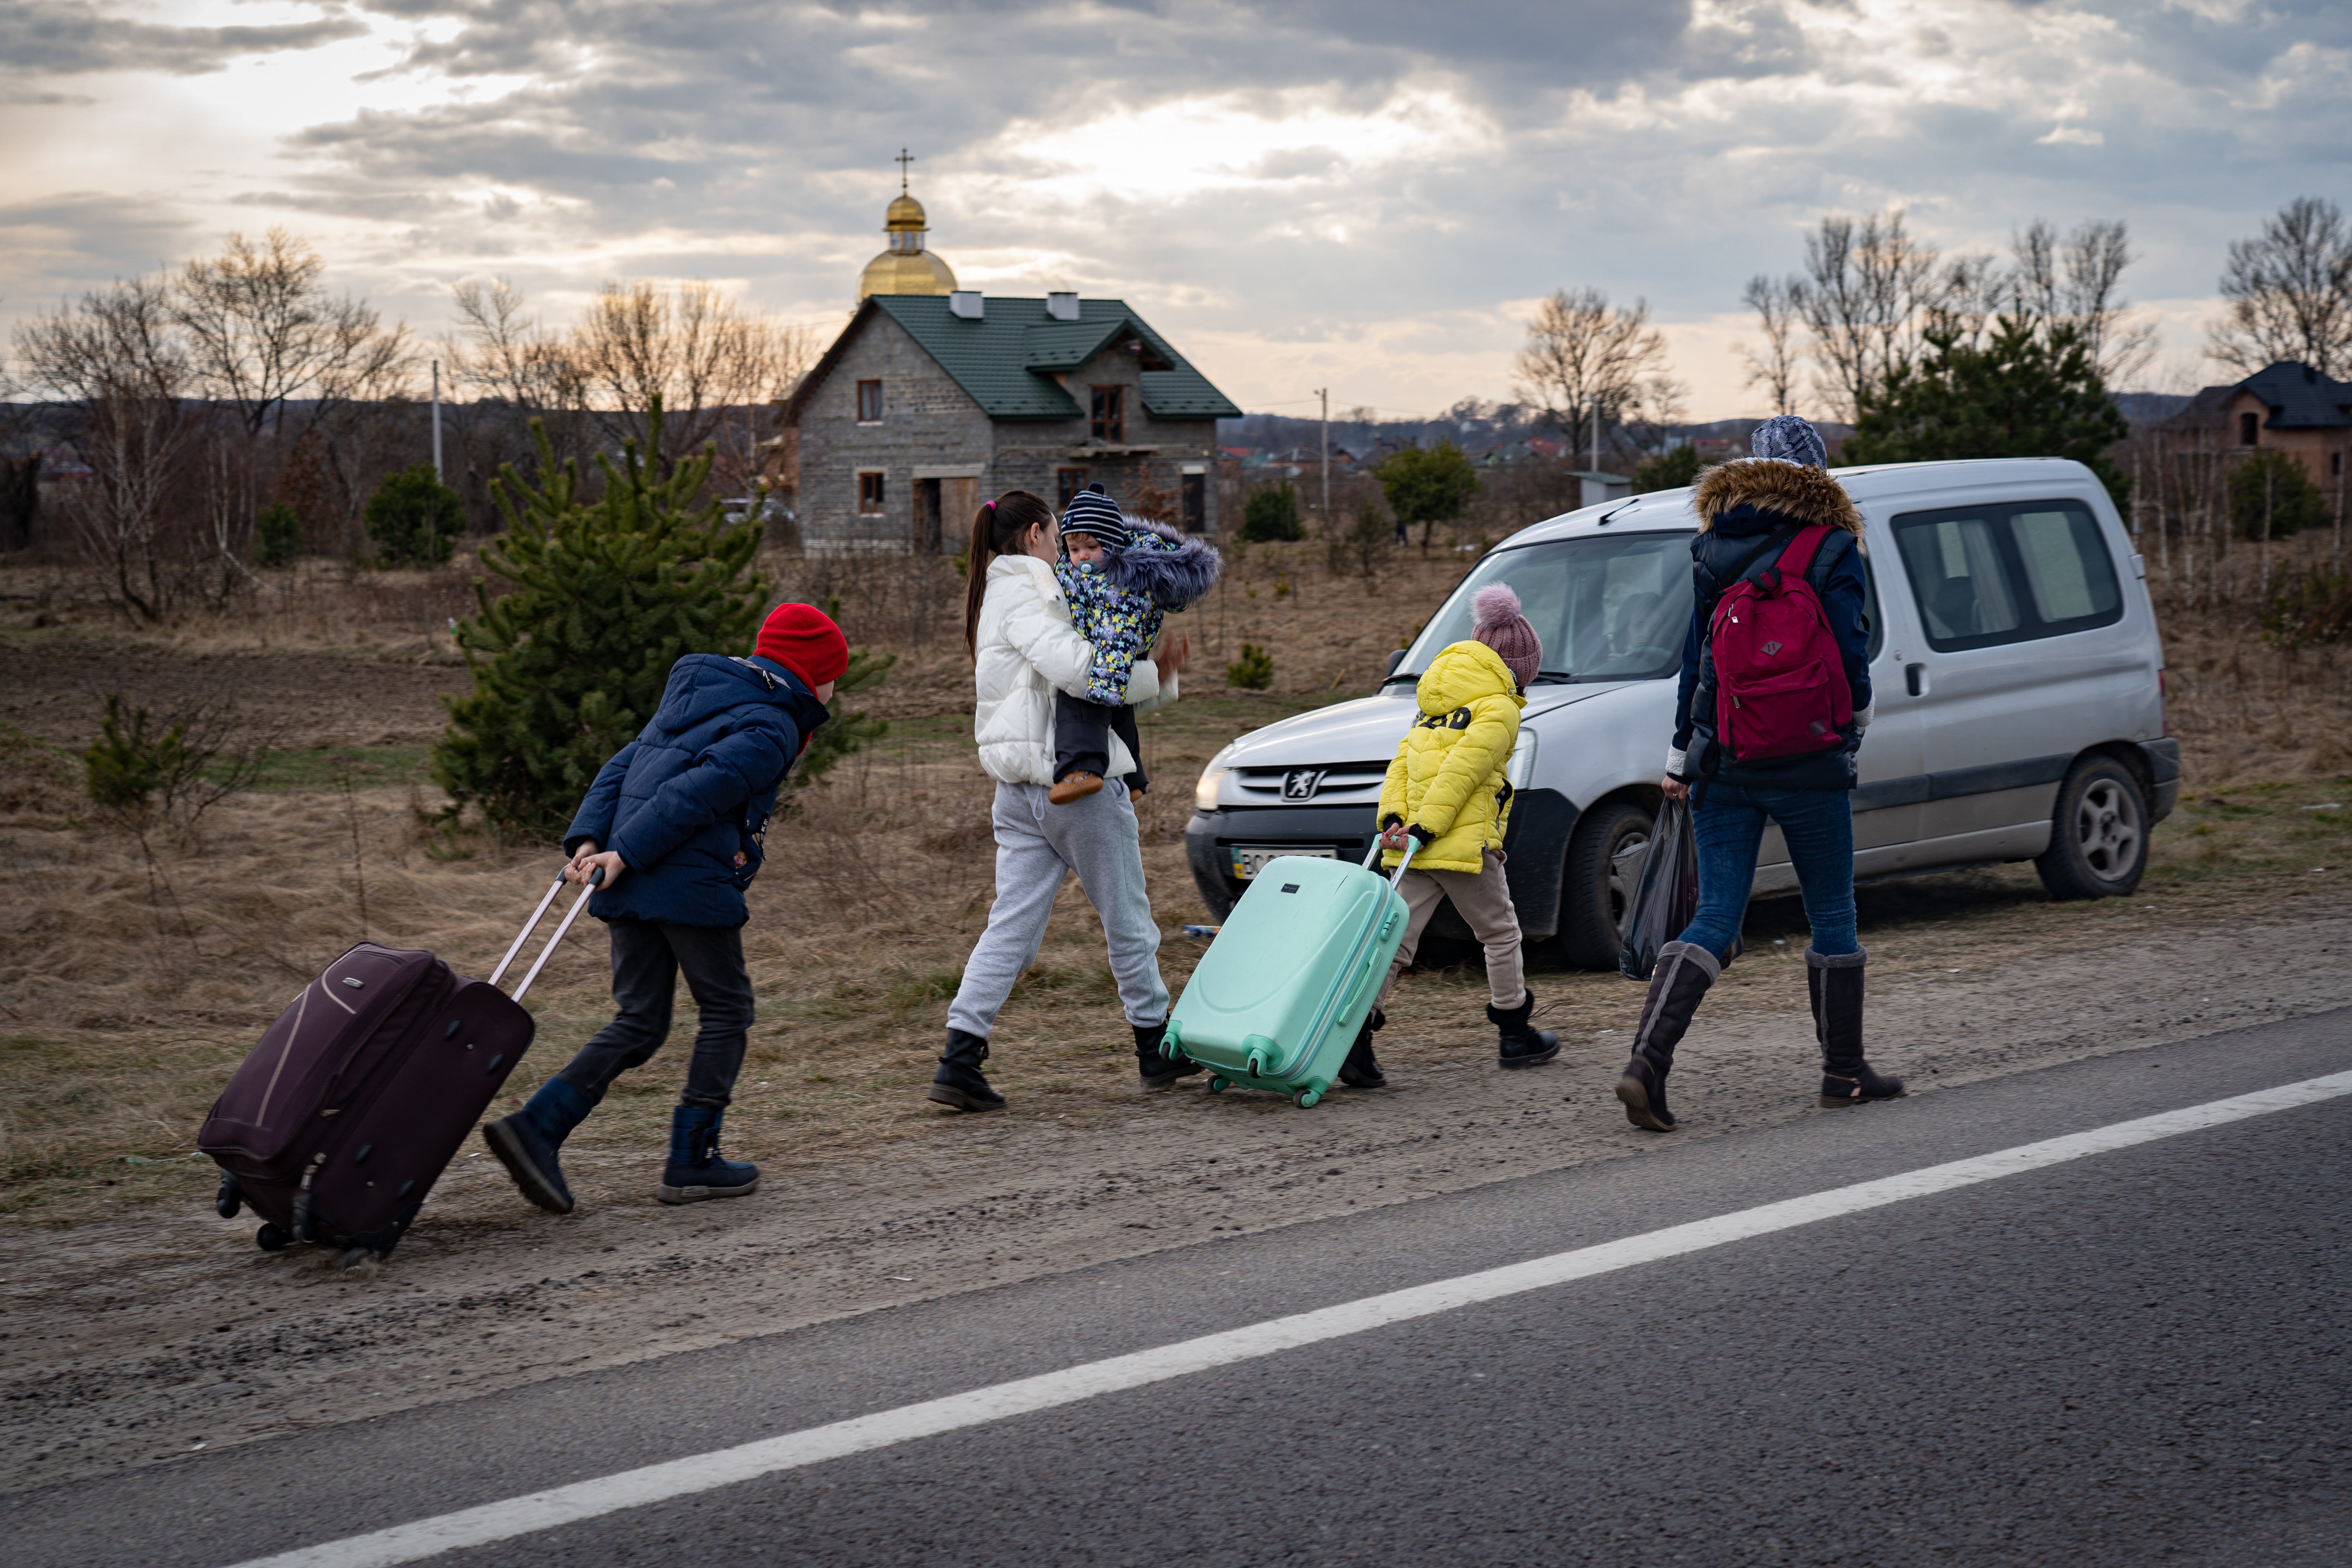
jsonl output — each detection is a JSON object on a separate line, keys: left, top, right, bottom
{"left": 1162, "top": 844, "right": 1415, "bottom": 1107}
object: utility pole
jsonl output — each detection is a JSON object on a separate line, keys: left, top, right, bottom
{"left": 1589, "top": 394, "right": 1600, "bottom": 473}
{"left": 1317, "top": 387, "right": 1330, "bottom": 525}
{"left": 431, "top": 359, "right": 444, "bottom": 485}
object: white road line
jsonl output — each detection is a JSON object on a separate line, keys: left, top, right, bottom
{"left": 226, "top": 1069, "right": 2352, "bottom": 1568}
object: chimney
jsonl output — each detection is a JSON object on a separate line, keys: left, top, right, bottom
{"left": 1047, "top": 292, "right": 1080, "bottom": 322}
{"left": 949, "top": 290, "right": 984, "bottom": 320}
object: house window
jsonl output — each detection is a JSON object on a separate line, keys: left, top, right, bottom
{"left": 1091, "top": 386, "right": 1124, "bottom": 443}
{"left": 2336, "top": 451, "right": 2344, "bottom": 478}
{"left": 2239, "top": 411, "right": 2259, "bottom": 445}
{"left": 857, "top": 380, "right": 883, "bottom": 423}
{"left": 1181, "top": 472, "right": 1205, "bottom": 533}
{"left": 858, "top": 471, "right": 886, "bottom": 515}
{"left": 1057, "top": 468, "right": 1088, "bottom": 508}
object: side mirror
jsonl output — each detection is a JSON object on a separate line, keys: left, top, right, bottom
{"left": 1385, "top": 649, "right": 1407, "bottom": 677}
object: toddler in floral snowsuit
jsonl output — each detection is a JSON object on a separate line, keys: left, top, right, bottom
{"left": 1049, "top": 483, "right": 1221, "bottom": 804}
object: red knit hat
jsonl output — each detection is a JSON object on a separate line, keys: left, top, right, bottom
{"left": 754, "top": 603, "right": 848, "bottom": 689}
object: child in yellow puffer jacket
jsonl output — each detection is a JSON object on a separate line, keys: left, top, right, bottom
{"left": 1344, "top": 583, "right": 1560, "bottom": 1088}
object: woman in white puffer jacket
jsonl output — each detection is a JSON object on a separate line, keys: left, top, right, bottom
{"left": 932, "top": 490, "right": 1195, "bottom": 1111}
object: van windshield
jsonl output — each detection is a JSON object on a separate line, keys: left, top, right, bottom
{"left": 1391, "top": 531, "right": 1695, "bottom": 686}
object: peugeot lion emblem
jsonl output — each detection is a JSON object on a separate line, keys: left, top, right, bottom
{"left": 1281, "top": 768, "right": 1325, "bottom": 802}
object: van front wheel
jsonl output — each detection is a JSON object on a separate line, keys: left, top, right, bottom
{"left": 1559, "top": 801, "right": 1655, "bottom": 970}
{"left": 2036, "top": 755, "right": 2148, "bottom": 900}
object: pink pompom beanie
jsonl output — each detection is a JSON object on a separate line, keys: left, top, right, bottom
{"left": 1470, "top": 583, "right": 1541, "bottom": 689}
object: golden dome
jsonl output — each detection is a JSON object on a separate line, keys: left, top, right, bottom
{"left": 858, "top": 179, "right": 955, "bottom": 299}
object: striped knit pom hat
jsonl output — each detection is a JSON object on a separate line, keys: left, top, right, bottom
{"left": 1471, "top": 582, "right": 1541, "bottom": 690}
{"left": 1060, "top": 483, "right": 1131, "bottom": 549}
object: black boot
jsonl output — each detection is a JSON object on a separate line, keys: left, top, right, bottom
{"left": 1615, "top": 941, "right": 1718, "bottom": 1132}
{"left": 1809, "top": 947, "right": 1906, "bottom": 1107}
{"left": 928, "top": 1028, "right": 1005, "bottom": 1112}
{"left": 1487, "top": 989, "right": 1560, "bottom": 1069}
{"left": 1134, "top": 1019, "right": 1205, "bottom": 1091}
{"left": 657, "top": 1105, "right": 760, "bottom": 1204}
{"left": 482, "top": 1078, "right": 595, "bottom": 1214}
{"left": 1338, "top": 1008, "right": 1387, "bottom": 1089}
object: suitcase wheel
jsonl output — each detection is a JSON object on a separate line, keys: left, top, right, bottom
{"left": 214, "top": 1171, "right": 243, "bottom": 1220}
{"left": 1207, "top": 1076, "right": 1230, "bottom": 1094}
{"left": 1292, "top": 1088, "right": 1321, "bottom": 1109}
{"left": 255, "top": 1223, "right": 291, "bottom": 1252}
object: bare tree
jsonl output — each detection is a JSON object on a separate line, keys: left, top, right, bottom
{"left": 570, "top": 279, "right": 817, "bottom": 478}
{"left": 13, "top": 277, "right": 196, "bottom": 621}
{"left": 2012, "top": 218, "right": 2157, "bottom": 385}
{"left": 171, "top": 229, "right": 413, "bottom": 583}
{"left": 1737, "top": 274, "right": 1805, "bottom": 416}
{"left": 1512, "top": 288, "right": 1673, "bottom": 462}
{"left": 1795, "top": 209, "right": 1944, "bottom": 421}
{"left": 2208, "top": 197, "right": 2352, "bottom": 379}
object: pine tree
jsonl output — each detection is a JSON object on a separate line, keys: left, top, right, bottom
{"left": 432, "top": 401, "right": 768, "bottom": 840}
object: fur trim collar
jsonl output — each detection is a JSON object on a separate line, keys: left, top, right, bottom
{"left": 1104, "top": 518, "right": 1222, "bottom": 610}
{"left": 1691, "top": 459, "right": 1862, "bottom": 534}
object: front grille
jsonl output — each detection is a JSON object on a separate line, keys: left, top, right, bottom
{"left": 1231, "top": 761, "right": 1388, "bottom": 805}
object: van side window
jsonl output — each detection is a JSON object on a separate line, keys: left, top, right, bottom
{"left": 1891, "top": 500, "right": 2121, "bottom": 652}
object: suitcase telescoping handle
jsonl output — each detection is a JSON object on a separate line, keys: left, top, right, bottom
{"left": 487, "top": 866, "right": 604, "bottom": 1002}
{"left": 1284, "top": 835, "right": 1417, "bottom": 1065}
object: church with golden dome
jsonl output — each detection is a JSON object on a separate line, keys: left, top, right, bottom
{"left": 858, "top": 165, "right": 957, "bottom": 301}
{"left": 771, "top": 154, "right": 1240, "bottom": 552}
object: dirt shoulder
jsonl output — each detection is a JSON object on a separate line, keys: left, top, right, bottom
{"left": 5, "top": 897, "right": 2349, "bottom": 1495}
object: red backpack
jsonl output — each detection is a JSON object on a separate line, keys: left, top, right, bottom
{"left": 1706, "top": 524, "right": 1851, "bottom": 763}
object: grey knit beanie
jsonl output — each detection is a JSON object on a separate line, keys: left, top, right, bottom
{"left": 1751, "top": 414, "right": 1828, "bottom": 468}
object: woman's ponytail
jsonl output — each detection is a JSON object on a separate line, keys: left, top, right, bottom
{"left": 963, "top": 490, "right": 1057, "bottom": 657}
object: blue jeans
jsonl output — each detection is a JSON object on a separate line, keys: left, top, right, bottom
{"left": 1675, "top": 784, "right": 1859, "bottom": 960}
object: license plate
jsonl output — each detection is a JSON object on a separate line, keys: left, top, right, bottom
{"left": 1231, "top": 845, "right": 1336, "bottom": 881}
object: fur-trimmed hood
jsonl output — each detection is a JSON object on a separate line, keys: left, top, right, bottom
{"left": 1103, "top": 517, "right": 1222, "bottom": 610}
{"left": 1691, "top": 459, "right": 1862, "bottom": 535}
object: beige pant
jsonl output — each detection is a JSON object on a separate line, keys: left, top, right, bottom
{"left": 1378, "top": 849, "right": 1524, "bottom": 1010}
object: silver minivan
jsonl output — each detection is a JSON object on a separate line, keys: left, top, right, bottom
{"left": 1185, "top": 457, "right": 2178, "bottom": 969}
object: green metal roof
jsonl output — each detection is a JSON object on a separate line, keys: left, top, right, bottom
{"left": 856, "top": 295, "right": 1241, "bottom": 422}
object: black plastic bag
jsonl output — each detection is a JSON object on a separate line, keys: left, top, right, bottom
{"left": 1618, "top": 797, "right": 1698, "bottom": 981}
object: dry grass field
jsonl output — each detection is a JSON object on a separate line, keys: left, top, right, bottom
{"left": 2, "top": 533, "right": 2350, "bottom": 1234}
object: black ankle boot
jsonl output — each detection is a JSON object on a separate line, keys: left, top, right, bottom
{"left": 1134, "top": 1020, "right": 1204, "bottom": 1091}
{"left": 1808, "top": 947, "right": 1906, "bottom": 1107}
{"left": 1614, "top": 941, "right": 1718, "bottom": 1132}
{"left": 928, "top": 1028, "right": 1005, "bottom": 1112}
{"left": 1338, "top": 1009, "right": 1387, "bottom": 1088}
{"left": 1487, "top": 989, "right": 1560, "bottom": 1069}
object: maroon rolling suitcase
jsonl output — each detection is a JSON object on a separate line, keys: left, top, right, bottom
{"left": 199, "top": 869, "right": 600, "bottom": 1264}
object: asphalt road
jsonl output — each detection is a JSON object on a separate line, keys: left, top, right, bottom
{"left": 9, "top": 1009, "right": 2349, "bottom": 1568}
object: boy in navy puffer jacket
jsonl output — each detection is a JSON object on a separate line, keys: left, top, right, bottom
{"left": 484, "top": 604, "right": 843, "bottom": 1213}
{"left": 1048, "top": 483, "right": 1220, "bottom": 804}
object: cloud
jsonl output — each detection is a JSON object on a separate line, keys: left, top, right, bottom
{"left": 0, "top": 1, "right": 366, "bottom": 78}
{"left": 5, "top": 0, "right": 2352, "bottom": 416}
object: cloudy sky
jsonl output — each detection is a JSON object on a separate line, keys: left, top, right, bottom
{"left": 3, "top": 0, "right": 2346, "bottom": 419}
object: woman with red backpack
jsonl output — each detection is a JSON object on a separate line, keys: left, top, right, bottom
{"left": 1614, "top": 415, "right": 1905, "bottom": 1133}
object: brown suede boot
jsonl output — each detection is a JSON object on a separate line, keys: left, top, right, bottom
{"left": 1808, "top": 947, "right": 1906, "bottom": 1107}
{"left": 1048, "top": 772, "right": 1103, "bottom": 804}
{"left": 1614, "top": 940, "right": 1719, "bottom": 1132}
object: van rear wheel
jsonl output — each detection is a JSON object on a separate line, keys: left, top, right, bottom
{"left": 2036, "top": 755, "right": 2148, "bottom": 900}
{"left": 1559, "top": 801, "right": 1654, "bottom": 970}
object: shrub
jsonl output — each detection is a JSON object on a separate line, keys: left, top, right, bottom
{"left": 1241, "top": 484, "right": 1303, "bottom": 542}
{"left": 2228, "top": 448, "right": 2330, "bottom": 541}
{"left": 2262, "top": 564, "right": 2352, "bottom": 649}
{"left": 81, "top": 692, "right": 265, "bottom": 841}
{"left": 364, "top": 463, "right": 465, "bottom": 566}
{"left": 432, "top": 405, "right": 768, "bottom": 840}
{"left": 1632, "top": 443, "right": 1704, "bottom": 493}
{"left": 1225, "top": 642, "right": 1274, "bottom": 690}
{"left": 1372, "top": 441, "right": 1480, "bottom": 553}
{"left": 254, "top": 501, "right": 303, "bottom": 567}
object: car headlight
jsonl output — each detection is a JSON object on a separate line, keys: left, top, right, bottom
{"left": 1508, "top": 730, "right": 1539, "bottom": 789}
{"left": 1195, "top": 744, "right": 1236, "bottom": 812}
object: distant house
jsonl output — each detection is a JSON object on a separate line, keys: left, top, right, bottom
{"left": 2161, "top": 360, "right": 2352, "bottom": 492}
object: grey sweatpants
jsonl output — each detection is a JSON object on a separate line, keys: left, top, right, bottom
{"left": 946, "top": 780, "right": 1169, "bottom": 1039}
{"left": 1376, "top": 849, "right": 1526, "bottom": 1010}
